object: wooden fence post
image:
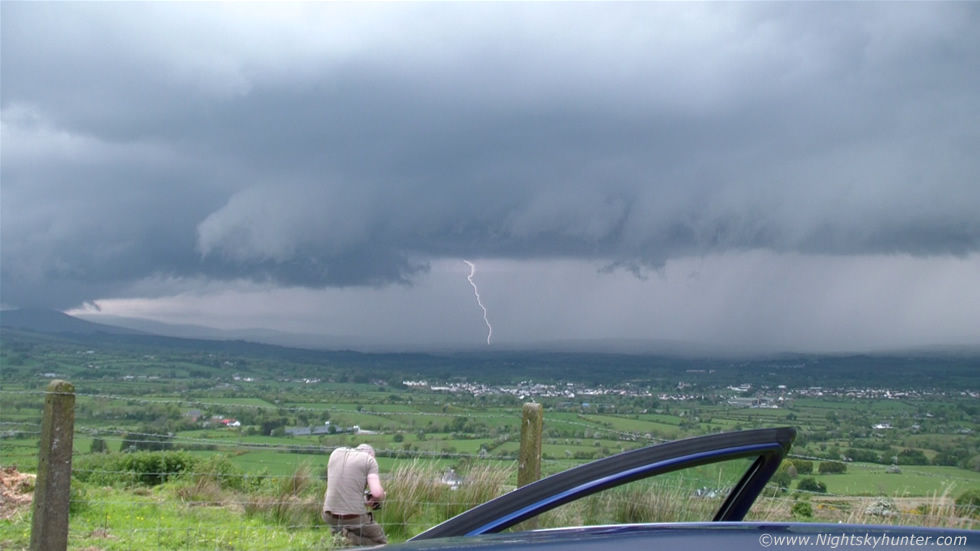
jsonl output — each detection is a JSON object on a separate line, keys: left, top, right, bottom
{"left": 517, "top": 402, "right": 543, "bottom": 531}
{"left": 30, "top": 379, "right": 75, "bottom": 551}
{"left": 518, "top": 402, "right": 543, "bottom": 488}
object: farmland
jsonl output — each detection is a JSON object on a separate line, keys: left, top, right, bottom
{"left": 1, "top": 327, "right": 979, "bottom": 549}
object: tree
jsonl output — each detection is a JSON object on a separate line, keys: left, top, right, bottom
{"left": 791, "top": 459, "right": 814, "bottom": 475}
{"left": 797, "top": 477, "right": 827, "bottom": 493}
{"left": 845, "top": 448, "right": 881, "bottom": 463}
{"left": 90, "top": 438, "right": 109, "bottom": 454}
{"left": 897, "top": 448, "right": 929, "bottom": 466}
{"left": 792, "top": 499, "right": 814, "bottom": 518}
{"left": 120, "top": 425, "right": 172, "bottom": 452}
{"left": 769, "top": 469, "right": 792, "bottom": 493}
{"left": 955, "top": 489, "right": 980, "bottom": 518}
{"left": 818, "top": 461, "right": 847, "bottom": 474}
{"left": 932, "top": 449, "right": 965, "bottom": 467}
{"left": 259, "top": 415, "right": 288, "bottom": 436}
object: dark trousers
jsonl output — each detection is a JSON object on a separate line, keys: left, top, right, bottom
{"left": 322, "top": 510, "right": 388, "bottom": 546}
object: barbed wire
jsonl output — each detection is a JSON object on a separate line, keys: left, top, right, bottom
{"left": 64, "top": 469, "right": 792, "bottom": 502}
{"left": 0, "top": 428, "right": 41, "bottom": 436}
{"left": 1, "top": 389, "right": 525, "bottom": 418}
{"left": 6, "top": 426, "right": 979, "bottom": 486}
{"left": 6, "top": 447, "right": 976, "bottom": 488}
{"left": 69, "top": 429, "right": 522, "bottom": 459}
{"left": 0, "top": 388, "right": 874, "bottom": 448}
{"left": 4, "top": 390, "right": 977, "bottom": 485}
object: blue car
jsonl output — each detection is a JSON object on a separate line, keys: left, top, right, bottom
{"left": 382, "top": 428, "right": 977, "bottom": 550}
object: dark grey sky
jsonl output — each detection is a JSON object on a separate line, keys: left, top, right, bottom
{"left": 2, "top": 3, "right": 978, "bottom": 351}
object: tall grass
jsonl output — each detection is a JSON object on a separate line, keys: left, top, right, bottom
{"left": 843, "top": 490, "right": 977, "bottom": 530}
{"left": 242, "top": 462, "right": 321, "bottom": 527}
{"left": 748, "top": 487, "right": 978, "bottom": 529}
{"left": 6, "top": 458, "right": 979, "bottom": 551}
{"left": 377, "top": 460, "right": 515, "bottom": 540}
{"left": 379, "top": 464, "right": 726, "bottom": 535}
{"left": 527, "top": 480, "right": 725, "bottom": 530}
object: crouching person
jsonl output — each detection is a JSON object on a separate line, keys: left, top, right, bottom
{"left": 322, "top": 444, "right": 388, "bottom": 546}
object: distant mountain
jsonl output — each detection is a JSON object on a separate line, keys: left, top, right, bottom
{"left": 70, "top": 313, "right": 370, "bottom": 350}
{"left": 13, "top": 309, "right": 977, "bottom": 359}
{"left": 64, "top": 314, "right": 760, "bottom": 356}
{"left": 0, "top": 308, "right": 147, "bottom": 336}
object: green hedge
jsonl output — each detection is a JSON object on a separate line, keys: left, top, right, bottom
{"left": 74, "top": 450, "right": 197, "bottom": 486}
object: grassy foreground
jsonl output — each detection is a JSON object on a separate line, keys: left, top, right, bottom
{"left": 0, "top": 457, "right": 513, "bottom": 551}
{"left": 1, "top": 455, "right": 977, "bottom": 551}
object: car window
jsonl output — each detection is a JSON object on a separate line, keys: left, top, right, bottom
{"left": 504, "top": 456, "right": 758, "bottom": 531}
{"left": 413, "top": 428, "right": 794, "bottom": 539}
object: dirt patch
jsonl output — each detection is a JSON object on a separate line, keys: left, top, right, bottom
{"left": 0, "top": 465, "right": 35, "bottom": 520}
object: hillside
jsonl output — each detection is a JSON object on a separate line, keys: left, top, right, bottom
{"left": 0, "top": 308, "right": 146, "bottom": 336}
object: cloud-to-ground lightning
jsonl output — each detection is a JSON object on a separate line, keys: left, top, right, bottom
{"left": 463, "top": 260, "right": 492, "bottom": 345}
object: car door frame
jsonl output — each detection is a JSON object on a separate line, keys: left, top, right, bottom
{"left": 411, "top": 426, "right": 796, "bottom": 540}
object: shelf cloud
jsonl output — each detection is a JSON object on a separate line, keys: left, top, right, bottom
{"left": 2, "top": 3, "right": 978, "bottom": 351}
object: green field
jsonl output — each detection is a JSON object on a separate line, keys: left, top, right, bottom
{"left": 2, "top": 328, "right": 979, "bottom": 549}
{"left": 812, "top": 464, "right": 980, "bottom": 496}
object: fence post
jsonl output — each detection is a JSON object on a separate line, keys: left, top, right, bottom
{"left": 517, "top": 402, "right": 543, "bottom": 531}
{"left": 30, "top": 379, "right": 75, "bottom": 551}
{"left": 518, "top": 402, "right": 542, "bottom": 488}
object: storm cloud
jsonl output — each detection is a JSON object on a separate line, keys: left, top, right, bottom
{"left": 2, "top": 3, "right": 979, "bottom": 341}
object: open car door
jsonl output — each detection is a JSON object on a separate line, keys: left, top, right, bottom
{"left": 412, "top": 426, "right": 796, "bottom": 540}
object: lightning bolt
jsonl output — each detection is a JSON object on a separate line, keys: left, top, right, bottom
{"left": 463, "top": 260, "right": 492, "bottom": 345}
